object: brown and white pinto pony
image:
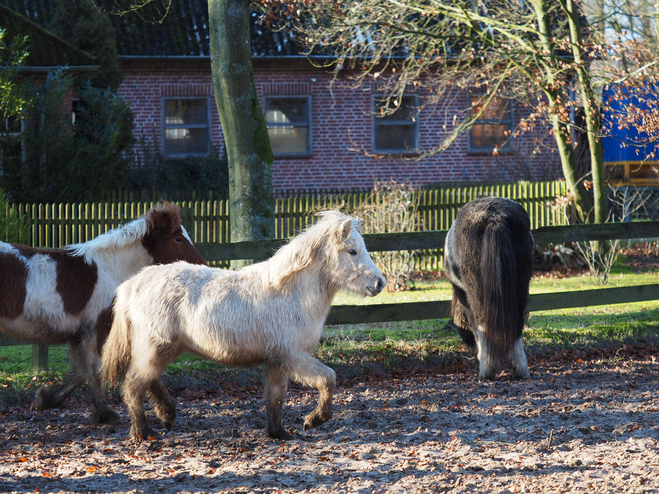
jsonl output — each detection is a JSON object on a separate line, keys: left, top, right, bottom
{"left": 444, "top": 197, "right": 534, "bottom": 380}
{"left": 0, "top": 203, "right": 206, "bottom": 422}
{"left": 102, "top": 211, "right": 386, "bottom": 442}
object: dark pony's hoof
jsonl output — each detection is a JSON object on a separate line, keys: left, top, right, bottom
{"left": 512, "top": 369, "right": 532, "bottom": 380}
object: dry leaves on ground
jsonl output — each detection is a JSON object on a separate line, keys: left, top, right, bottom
{"left": 2, "top": 348, "right": 659, "bottom": 493}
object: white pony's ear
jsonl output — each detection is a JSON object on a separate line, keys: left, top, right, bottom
{"left": 338, "top": 217, "right": 354, "bottom": 242}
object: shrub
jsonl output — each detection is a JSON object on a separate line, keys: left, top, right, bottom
{"left": 125, "top": 131, "right": 229, "bottom": 198}
{"left": 352, "top": 180, "right": 421, "bottom": 291}
{"left": 1, "top": 73, "right": 135, "bottom": 203}
{"left": 0, "top": 189, "right": 28, "bottom": 243}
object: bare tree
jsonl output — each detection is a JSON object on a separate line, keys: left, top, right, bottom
{"left": 270, "top": 0, "right": 659, "bottom": 224}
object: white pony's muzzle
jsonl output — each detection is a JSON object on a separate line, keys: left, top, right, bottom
{"left": 366, "top": 275, "right": 386, "bottom": 296}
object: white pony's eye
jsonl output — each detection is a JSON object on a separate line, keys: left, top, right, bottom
{"left": 347, "top": 249, "right": 357, "bottom": 256}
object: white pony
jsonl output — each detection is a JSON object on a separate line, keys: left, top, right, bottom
{"left": 102, "top": 211, "right": 386, "bottom": 441}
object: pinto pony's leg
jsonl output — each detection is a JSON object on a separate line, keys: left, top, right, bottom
{"left": 33, "top": 333, "right": 119, "bottom": 423}
{"left": 32, "top": 341, "right": 85, "bottom": 411}
{"left": 264, "top": 364, "right": 291, "bottom": 440}
{"left": 285, "top": 353, "right": 336, "bottom": 433}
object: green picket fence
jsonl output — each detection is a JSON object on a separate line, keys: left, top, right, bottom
{"left": 6, "top": 180, "right": 568, "bottom": 269}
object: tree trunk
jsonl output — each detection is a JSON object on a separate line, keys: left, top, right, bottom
{"left": 531, "top": 0, "right": 594, "bottom": 223}
{"left": 208, "top": 0, "right": 275, "bottom": 264}
{"left": 564, "top": 0, "right": 606, "bottom": 224}
{"left": 549, "top": 107, "right": 594, "bottom": 222}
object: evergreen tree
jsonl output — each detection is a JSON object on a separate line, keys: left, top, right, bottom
{"left": 49, "top": 0, "right": 122, "bottom": 91}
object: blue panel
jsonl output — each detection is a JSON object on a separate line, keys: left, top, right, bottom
{"left": 601, "top": 85, "right": 659, "bottom": 163}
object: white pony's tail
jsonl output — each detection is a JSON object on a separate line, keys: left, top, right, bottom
{"left": 101, "top": 291, "right": 133, "bottom": 385}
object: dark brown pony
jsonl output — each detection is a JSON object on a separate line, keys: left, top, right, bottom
{"left": 0, "top": 203, "right": 206, "bottom": 422}
{"left": 444, "top": 197, "right": 534, "bottom": 380}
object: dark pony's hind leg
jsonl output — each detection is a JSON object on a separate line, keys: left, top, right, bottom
{"left": 33, "top": 333, "right": 119, "bottom": 423}
{"left": 147, "top": 379, "right": 177, "bottom": 431}
{"left": 475, "top": 330, "right": 499, "bottom": 380}
{"left": 508, "top": 336, "right": 531, "bottom": 379}
{"left": 264, "top": 364, "right": 292, "bottom": 440}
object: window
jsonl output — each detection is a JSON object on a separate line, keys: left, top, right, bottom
{"left": 372, "top": 95, "right": 419, "bottom": 153}
{"left": 468, "top": 95, "right": 514, "bottom": 153}
{"left": 265, "top": 96, "right": 312, "bottom": 156}
{"left": 0, "top": 116, "right": 24, "bottom": 175}
{"left": 162, "top": 98, "right": 210, "bottom": 157}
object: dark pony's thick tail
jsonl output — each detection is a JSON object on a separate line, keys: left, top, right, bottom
{"left": 480, "top": 220, "right": 529, "bottom": 353}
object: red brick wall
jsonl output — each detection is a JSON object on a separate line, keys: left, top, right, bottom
{"left": 118, "top": 60, "right": 562, "bottom": 192}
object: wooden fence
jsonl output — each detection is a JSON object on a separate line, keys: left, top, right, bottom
{"left": 8, "top": 180, "right": 567, "bottom": 249}
{"left": 6, "top": 180, "right": 567, "bottom": 271}
{"left": 3, "top": 220, "right": 659, "bottom": 369}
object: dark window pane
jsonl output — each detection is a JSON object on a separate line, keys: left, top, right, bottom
{"left": 630, "top": 164, "right": 659, "bottom": 180}
{"left": 164, "top": 127, "right": 207, "bottom": 155}
{"left": 266, "top": 98, "right": 308, "bottom": 124}
{"left": 265, "top": 96, "right": 311, "bottom": 154}
{"left": 375, "top": 97, "right": 417, "bottom": 121}
{"left": 470, "top": 96, "right": 510, "bottom": 120}
{"left": 470, "top": 124, "right": 512, "bottom": 150}
{"left": 374, "top": 124, "right": 417, "bottom": 151}
{"left": 165, "top": 99, "right": 207, "bottom": 125}
{"left": 606, "top": 165, "right": 625, "bottom": 180}
{"left": 268, "top": 127, "right": 309, "bottom": 154}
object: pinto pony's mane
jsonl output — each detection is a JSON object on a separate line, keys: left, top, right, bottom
{"left": 260, "top": 210, "right": 361, "bottom": 290}
{"left": 67, "top": 203, "right": 182, "bottom": 263}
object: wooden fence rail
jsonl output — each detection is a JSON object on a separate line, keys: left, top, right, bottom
{"left": 2, "top": 220, "right": 658, "bottom": 370}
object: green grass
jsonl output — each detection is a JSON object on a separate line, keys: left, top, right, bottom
{"left": 1, "top": 257, "right": 658, "bottom": 404}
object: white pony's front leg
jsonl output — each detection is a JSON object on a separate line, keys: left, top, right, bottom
{"left": 264, "top": 364, "right": 291, "bottom": 440}
{"left": 284, "top": 351, "right": 336, "bottom": 432}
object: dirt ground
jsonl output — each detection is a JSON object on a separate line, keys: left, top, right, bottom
{"left": 1, "top": 346, "right": 659, "bottom": 493}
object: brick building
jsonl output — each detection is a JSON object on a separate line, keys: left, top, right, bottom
{"left": 3, "top": 1, "right": 563, "bottom": 192}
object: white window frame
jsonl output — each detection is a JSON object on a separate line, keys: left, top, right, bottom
{"left": 264, "top": 95, "right": 312, "bottom": 157}
{"left": 468, "top": 94, "right": 514, "bottom": 154}
{"left": 161, "top": 97, "right": 211, "bottom": 157}
{"left": 372, "top": 94, "right": 419, "bottom": 154}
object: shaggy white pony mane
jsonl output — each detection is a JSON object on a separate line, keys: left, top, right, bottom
{"left": 66, "top": 217, "right": 149, "bottom": 261}
{"left": 260, "top": 210, "right": 360, "bottom": 289}
{"left": 65, "top": 203, "right": 182, "bottom": 263}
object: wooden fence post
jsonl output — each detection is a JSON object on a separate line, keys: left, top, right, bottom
{"left": 31, "top": 344, "right": 48, "bottom": 370}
